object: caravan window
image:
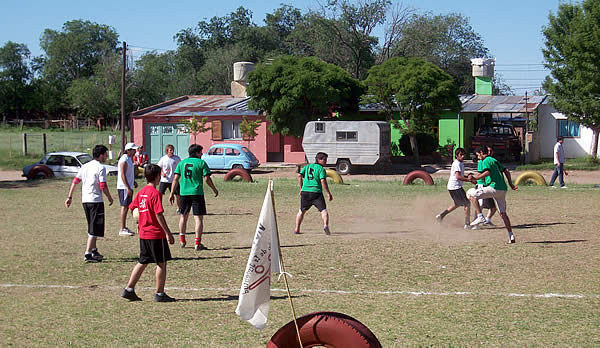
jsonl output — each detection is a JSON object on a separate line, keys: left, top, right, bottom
{"left": 336, "top": 131, "right": 358, "bottom": 141}
{"left": 315, "top": 122, "right": 325, "bottom": 133}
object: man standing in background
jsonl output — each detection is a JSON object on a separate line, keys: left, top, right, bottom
{"left": 549, "top": 136, "right": 567, "bottom": 188}
{"left": 118, "top": 143, "right": 138, "bottom": 236}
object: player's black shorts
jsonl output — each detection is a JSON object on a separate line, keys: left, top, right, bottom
{"left": 139, "top": 239, "right": 172, "bottom": 264}
{"left": 83, "top": 202, "right": 105, "bottom": 237}
{"left": 158, "top": 182, "right": 180, "bottom": 195}
{"left": 448, "top": 188, "right": 469, "bottom": 207}
{"left": 180, "top": 195, "right": 207, "bottom": 216}
{"left": 300, "top": 191, "right": 327, "bottom": 212}
{"left": 118, "top": 189, "right": 132, "bottom": 206}
{"left": 481, "top": 198, "right": 496, "bottom": 209}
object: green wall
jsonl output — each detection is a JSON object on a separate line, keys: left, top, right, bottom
{"left": 475, "top": 77, "right": 492, "bottom": 95}
{"left": 438, "top": 112, "right": 475, "bottom": 152}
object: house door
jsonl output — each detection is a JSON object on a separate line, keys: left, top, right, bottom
{"left": 146, "top": 124, "right": 190, "bottom": 163}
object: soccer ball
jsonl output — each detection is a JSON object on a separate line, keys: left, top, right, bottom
{"left": 132, "top": 208, "right": 139, "bottom": 221}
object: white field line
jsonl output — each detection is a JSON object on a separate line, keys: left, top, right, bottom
{"left": 1, "top": 283, "right": 598, "bottom": 299}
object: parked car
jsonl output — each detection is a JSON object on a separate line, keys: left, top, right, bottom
{"left": 22, "top": 151, "right": 118, "bottom": 179}
{"left": 470, "top": 124, "right": 522, "bottom": 161}
{"left": 201, "top": 144, "right": 259, "bottom": 171}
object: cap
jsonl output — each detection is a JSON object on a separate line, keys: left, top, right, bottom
{"left": 124, "top": 142, "right": 138, "bottom": 150}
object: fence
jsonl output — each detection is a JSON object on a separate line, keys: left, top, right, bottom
{"left": 1, "top": 131, "right": 128, "bottom": 163}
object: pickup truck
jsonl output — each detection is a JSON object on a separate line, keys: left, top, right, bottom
{"left": 470, "top": 124, "right": 522, "bottom": 161}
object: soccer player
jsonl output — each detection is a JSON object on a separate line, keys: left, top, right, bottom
{"left": 157, "top": 144, "right": 181, "bottom": 212}
{"left": 435, "top": 148, "right": 473, "bottom": 229}
{"left": 121, "top": 164, "right": 176, "bottom": 302}
{"left": 117, "top": 143, "right": 138, "bottom": 236}
{"left": 294, "top": 152, "right": 333, "bottom": 235}
{"left": 65, "top": 145, "right": 114, "bottom": 263}
{"left": 467, "top": 146, "right": 518, "bottom": 243}
{"left": 170, "top": 144, "right": 219, "bottom": 250}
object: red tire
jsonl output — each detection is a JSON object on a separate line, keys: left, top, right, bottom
{"left": 27, "top": 164, "right": 54, "bottom": 180}
{"left": 403, "top": 170, "right": 434, "bottom": 185}
{"left": 267, "top": 311, "right": 382, "bottom": 348}
{"left": 223, "top": 168, "right": 252, "bottom": 182}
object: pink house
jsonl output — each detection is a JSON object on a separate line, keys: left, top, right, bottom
{"left": 130, "top": 94, "right": 306, "bottom": 164}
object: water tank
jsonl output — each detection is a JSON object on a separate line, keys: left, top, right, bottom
{"left": 471, "top": 58, "right": 495, "bottom": 77}
{"left": 233, "top": 62, "right": 255, "bottom": 81}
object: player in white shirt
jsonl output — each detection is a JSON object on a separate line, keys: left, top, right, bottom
{"left": 65, "top": 145, "right": 114, "bottom": 263}
{"left": 435, "top": 148, "right": 474, "bottom": 230}
{"left": 157, "top": 144, "right": 181, "bottom": 212}
{"left": 117, "top": 142, "right": 138, "bottom": 236}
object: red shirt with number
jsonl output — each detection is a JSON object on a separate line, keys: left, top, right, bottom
{"left": 129, "top": 185, "right": 165, "bottom": 240}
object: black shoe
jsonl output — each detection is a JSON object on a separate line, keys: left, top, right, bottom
{"left": 83, "top": 253, "right": 101, "bottom": 263}
{"left": 91, "top": 248, "right": 103, "bottom": 261}
{"left": 194, "top": 244, "right": 208, "bottom": 251}
{"left": 154, "top": 293, "right": 176, "bottom": 302}
{"left": 121, "top": 288, "right": 142, "bottom": 301}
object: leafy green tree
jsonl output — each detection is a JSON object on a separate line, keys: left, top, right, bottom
{"left": 365, "top": 57, "right": 461, "bottom": 165}
{"left": 0, "top": 41, "right": 32, "bottom": 118}
{"left": 388, "top": 13, "right": 489, "bottom": 94}
{"left": 543, "top": 0, "right": 600, "bottom": 158}
{"left": 40, "top": 20, "right": 119, "bottom": 109}
{"left": 247, "top": 56, "right": 364, "bottom": 137}
{"left": 183, "top": 116, "right": 211, "bottom": 144}
{"left": 240, "top": 116, "right": 261, "bottom": 147}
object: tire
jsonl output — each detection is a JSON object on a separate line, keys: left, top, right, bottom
{"left": 336, "top": 159, "right": 352, "bottom": 175}
{"left": 267, "top": 311, "right": 382, "bottom": 348}
{"left": 232, "top": 164, "right": 243, "bottom": 169}
{"left": 27, "top": 165, "right": 54, "bottom": 180}
{"left": 403, "top": 170, "right": 434, "bottom": 185}
{"left": 326, "top": 169, "right": 344, "bottom": 184}
{"left": 223, "top": 168, "right": 252, "bottom": 182}
{"left": 515, "top": 170, "right": 546, "bottom": 186}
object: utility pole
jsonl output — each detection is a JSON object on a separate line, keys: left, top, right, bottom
{"left": 121, "top": 41, "right": 126, "bottom": 153}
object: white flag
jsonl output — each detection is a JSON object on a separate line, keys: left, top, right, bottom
{"left": 235, "top": 180, "right": 281, "bottom": 329}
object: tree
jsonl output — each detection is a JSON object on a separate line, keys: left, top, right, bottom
{"left": 247, "top": 56, "right": 364, "bottom": 137}
{"left": 240, "top": 116, "right": 261, "bottom": 147}
{"left": 543, "top": 0, "right": 600, "bottom": 158}
{"left": 364, "top": 57, "right": 461, "bottom": 165}
{"left": 40, "top": 20, "right": 119, "bottom": 109}
{"left": 183, "top": 116, "right": 211, "bottom": 144}
{"left": 0, "top": 41, "right": 32, "bottom": 118}
{"left": 388, "top": 12, "right": 489, "bottom": 94}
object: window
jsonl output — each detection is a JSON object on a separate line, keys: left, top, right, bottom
{"left": 222, "top": 120, "right": 242, "bottom": 139}
{"left": 336, "top": 131, "right": 358, "bottom": 141}
{"left": 64, "top": 156, "right": 79, "bottom": 167}
{"left": 557, "top": 119, "right": 580, "bottom": 137}
{"left": 162, "top": 126, "right": 174, "bottom": 135}
{"left": 226, "top": 148, "right": 240, "bottom": 156}
{"left": 315, "top": 122, "right": 325, "bottom": 133}
{"left": 77, "top": 154, "right": 92, "bottom": 165}
{"left": 46, "top": 155, "right": 64, "bottom": 165}
{"left": 209, "top": 147, "right": 224, "bottom": 156}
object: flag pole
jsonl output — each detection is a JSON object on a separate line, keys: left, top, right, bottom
{"left": 269, "top": 180, "right": 303, "bottom": 348}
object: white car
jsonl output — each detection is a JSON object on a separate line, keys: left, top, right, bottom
{"left": 22, "top": 151, "right": 118, "bottom": 179}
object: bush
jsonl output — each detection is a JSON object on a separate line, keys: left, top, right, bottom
{"left": 398, "top": 133, "right": 437, "bottom": 156}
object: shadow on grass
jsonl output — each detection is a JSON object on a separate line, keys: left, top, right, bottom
{"left": 527, "top": 239, "right": 588, "bottom": 244}
{"left": 175, "top": 294, "right": 304, "bottom": 302}
{"left": 215, "top": 244, "right": 316, "bottom": 251}
{"left": 205, "top": 212, "right": 253, "bottom": 216}
{"left": 0, "top": 179, "right": 43, "bottom": 189}
{"left": 513, "top": 222, "right": 575, "bottom": 229}
{"left": 104, "top": 255, "right": 232, "bottom": 262}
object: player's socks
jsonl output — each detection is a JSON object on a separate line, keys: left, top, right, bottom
{"left": 179, "top": 234, "right": 186, "bottom": 247}
{"left": 195, "top": 237, "right": 201, "bottom": 245}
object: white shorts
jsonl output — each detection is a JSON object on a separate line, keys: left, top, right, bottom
{"left": 466, "top": 186, "right": 507, "bottom": 213}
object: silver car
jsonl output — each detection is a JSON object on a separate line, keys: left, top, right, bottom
{"left": 22, "top": 151, "right": 118, "bottom": 179}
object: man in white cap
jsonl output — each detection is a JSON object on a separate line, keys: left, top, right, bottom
{"left": 118, "top": 142, "right": 138, "bottom": 236}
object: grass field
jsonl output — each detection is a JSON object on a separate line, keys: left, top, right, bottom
{"left": 1, "top": 175, "right": 599, "bottom": 347}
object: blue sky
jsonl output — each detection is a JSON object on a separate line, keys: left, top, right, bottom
{"left": 1, "top": 0, "right": 561, "bottom": 94}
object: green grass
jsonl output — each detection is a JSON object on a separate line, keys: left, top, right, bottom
{"left": 1, "top": 176, "right": 599, "bottom": 346}
{"left": 0, "top": 127, "right": 129, "bottom": 170}
{"left": 516, "top": 156, "right": 600, "bottom": 171}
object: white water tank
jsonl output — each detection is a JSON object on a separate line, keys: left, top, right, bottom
{"left": 233, "top": 62, "right": 255, "bottom": 82}
{"left": 471, "top": 58, "right": 495, "bottom": 77}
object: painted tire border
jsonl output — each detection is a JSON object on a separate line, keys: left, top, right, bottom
{"left": 515, "top": 171, "right": 547, "bottom": 186}
{"left": 27, "top": 164, "right": 54, "bottom": 180}
{"left": 403, "top": 170, "right": 434, "bottom": 185}
{"left": 326, "top": 169, "right": 344, "bottom": 184}
{"left": 224, "top": 168, "right": 253, "bottom": 182}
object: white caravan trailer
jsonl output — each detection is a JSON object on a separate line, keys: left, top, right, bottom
{"left": 302, "top": 121, "right": 391, "bottom": 174}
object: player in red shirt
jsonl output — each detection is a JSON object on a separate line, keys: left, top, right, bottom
{"left": 121, "top": 164, "right": 176, "bottom": 302}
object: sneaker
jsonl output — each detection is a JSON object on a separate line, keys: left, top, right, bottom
{"left": 323, "top": 226, "right": 331, "bottom": 235}
{"left": 91, "top": 248, "right": 103, "bottom": 261}
{"left": 121, "top": 288, "right": 142, "bottom": 301}
{"left": 194, "top": 244, "right": 208, "bottom": 251}
{"left": 294, "top": 230, "right": 301, "bottom": 235}
{"left": 549, "top": 185, "right": 556, "bottom": 189}
{"left": 435, "top": 214, "right": 443, "bottom": 223}
{"left": 154, "top": 293, "right": 176, "bottom": 302}
{"left": 483, "top": 220, "right": 495, "bottom": 227}
{"left": 470, "top": 215, "right": 486, "bottom": 227}
{"left": 508, "top": 233, "right": 516, "bottom": 244}
{"left": 464, "top": 224, "right": 472, "bottom": 230}
{"left": 83, "top": 253, "right": 101, "bottom": 263}
{"left": 560, "top": 186, "right": 568, "bottom": 189}
{"left": 119, "top": 228, "right": 134, "bottom": 236}
{"left": 176, "top": 209, "right": 182, "bottom": 215}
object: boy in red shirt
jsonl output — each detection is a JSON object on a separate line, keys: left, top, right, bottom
{"left": 121, "top": 164, "right": 176, "bottom": 302}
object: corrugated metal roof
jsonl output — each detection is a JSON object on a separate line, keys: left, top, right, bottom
{"left": 461, "top": 94, "right": 547, "bottom": 114}
{"left": 132, "top": 95, "right": 256, "bottom": 118}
